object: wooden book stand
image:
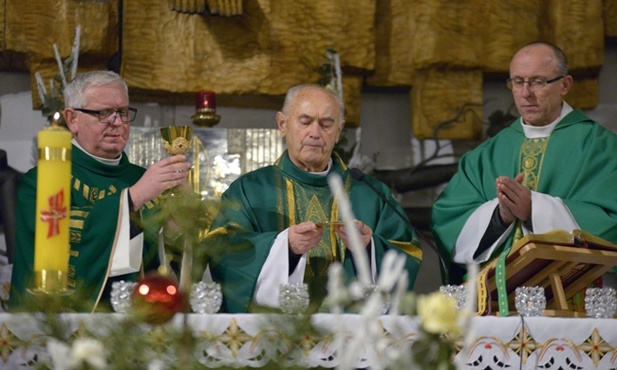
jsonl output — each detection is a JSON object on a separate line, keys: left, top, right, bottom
{"left": 476, "top": 230, "right": 617, "bottom": 317}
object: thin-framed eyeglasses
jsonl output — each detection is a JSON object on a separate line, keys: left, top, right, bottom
{"left": 73, "top": 107, "right": 138, "bottom": 124}
{"left": 506, "top": 75, "right": 565, "bottom": 92}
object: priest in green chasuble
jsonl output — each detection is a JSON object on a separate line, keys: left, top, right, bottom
{"left": 205, "top": 84, "right": 422, "bottom": 313}
{"left": 10, "top": 71, "right": 191, "bottom": 311}
{"left": 431, "top": 42, "right": 617, "bottom": 299}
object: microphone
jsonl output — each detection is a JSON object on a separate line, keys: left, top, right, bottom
{"left": 349, "top": 168, "right": 450, "bottom": 285}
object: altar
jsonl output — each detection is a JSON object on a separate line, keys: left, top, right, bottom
{"left": 1, "top": 313, "right": 616, "bottom": 369}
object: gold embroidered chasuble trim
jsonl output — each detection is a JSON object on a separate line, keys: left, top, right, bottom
{"left": 493, "top": 137, "right": 549, "bottom": 316}
{"left": 92, "top": 188, "right": 126, "bottom": 311}
{"left": 390, "top": 240, "right": 422, "bottom": 261}
{"left": 280, "top": 176, "right": 347, "bottom": 277}
{"left": 67, "top": 174, "right": 159, "bottom": 300}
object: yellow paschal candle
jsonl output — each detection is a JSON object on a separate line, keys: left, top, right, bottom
{"left": 34, "top": 122, "right": 72, "bottom": 292}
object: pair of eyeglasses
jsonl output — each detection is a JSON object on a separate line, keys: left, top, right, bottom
{"left": 506, "top": 76, "right": 565, "bottom": 92}
{"left": 73, "top": 107, "right": 138, "bottom": 124}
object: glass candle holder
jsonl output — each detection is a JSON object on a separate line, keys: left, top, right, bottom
{"left": 278, "top": 283, "right": 310, "bottom": 315}
{"left": 190, "top": 282, "right": 223, "bottom": 314}
{"left": 439, "top": 284, "right": 467, "bottom": 311}
{"left": 585, "top": 287, "right": 617, "bottom": 318}
{"left": 514, "top": 286, "right": 546, "bottom": 317}
{"left": 110, "top": 280, "right": 137, "bottom": 314}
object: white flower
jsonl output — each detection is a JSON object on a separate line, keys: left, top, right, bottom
{"left": 67, "top": 338, "right": 107, "bottom": 370}
{"left": 348, "top": 281, "right": 364, "bottom": 301}
{"left": 417, "top": 292, "right": 460, "bottom": 335}
{"left": 376, "top": 250, "right": 406, "bottom": 291}
{"left": 326, "top": 262, "right": 349, "bottom": 313}
{"left": 148, "top": 359, "right": 166, "bottom": 370}
{"left": 47, "top": 338, "right": 71, "bottom": 370}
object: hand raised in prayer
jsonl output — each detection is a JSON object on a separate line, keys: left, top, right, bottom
{"left": 335, "top": 219, "right": 372, "bottom": 250}
{"left": 496, "top": 173, "right": 531, "bottom": 224}
{"left": 129, "top": 154, "right": 191, "bottom": 209}
{"left": 288, "top": 222, "right": 324, "bottom": 255}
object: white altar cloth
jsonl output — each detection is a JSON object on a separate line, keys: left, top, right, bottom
{"left": 1, "top": 313, "right": 616, "bottom": 369}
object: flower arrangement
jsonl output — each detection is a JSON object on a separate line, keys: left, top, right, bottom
{"left": 22, "top": 256, "right": 471, "bottom": 370}
{"left": 323, "top": 252, "right": 473, "bottom": 370}
{"left": 412, "top": 292, "right": 461, "bottom": 370}
{"left": 317, "top": 48, "right": 343, "bottom": 103}
{"left": 9, "top": 257, "right": 474, "bottom": 370}
{"left": 34, "top": 25, "right": 81, "bottom": 126}
{"left": 7, "top": 174, "right": 475, "bottom": 370}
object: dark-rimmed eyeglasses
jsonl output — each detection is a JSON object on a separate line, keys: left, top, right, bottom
{"left": 73, "top": 107, "right": 138, "bottom": 124}
{"left": 506, "top": 76, "right": 565, "bottom": 92}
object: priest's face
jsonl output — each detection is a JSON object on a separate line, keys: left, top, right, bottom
{"left": 65, "top": 82, "right": 130, "bottom": 159}
{"left": 277, "top": 87, "right": 344, "bottom": 172}
{"left": 509, "top": 44, "right": 572, "bottom": 127}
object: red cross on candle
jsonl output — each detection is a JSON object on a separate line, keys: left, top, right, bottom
{"left": 195, "top": 91, "right": 216, "bottom": 112}
{"left": 40, "top": 189, "right": 67, "bottom": 238}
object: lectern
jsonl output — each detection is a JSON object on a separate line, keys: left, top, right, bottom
{"left": 476, "top": 230, "right": 617, "bottom": 317}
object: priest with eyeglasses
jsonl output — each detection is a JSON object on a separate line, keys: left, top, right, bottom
{"left": 431, "top": 42, "right": 617, "bottom": 296}
{"left": 10, "top": 71, "right": 191, "bottom": 311}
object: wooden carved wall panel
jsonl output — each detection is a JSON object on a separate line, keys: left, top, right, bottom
{"left": 4, "top": 0, "right": 119, "bottom": 108}
{"left": 0, "top": 0, "right": 613, "bottom": 134}
{"left": 206, "top": 0, "right": 244, "bottom": 16}
{"left": 5, "top": 0, "right": 118, "bottom": 61}
{"left": 0, "top": 0, "right": 5, "bottom": 53}
{"left": 341, "top": 76, "right": 363, "bottom": 127}
{"left": 539, "top": 0, "right": 603, "bottom": 110}
{"left": 606, "top": 0, "right": 617, "bottom": 38}
{"left": 167, "top": 0, "right": 246, "bottom": 16}
{"left": 367, "top": 0, "right": 415, "bottom": 87}
{"left": 482, "top": 0, "right": 542, "bottom": 73}
{"left": 411, "top": 0, "right": 490, "bottom": 71}
{"left": 542, "top": 0, "right": 604, "bottom": 72}
{"left": 121, "top": 0, "right": 375, "bottom": 126}
{"left": 411, "top": 69, "right": 483, "bottom": 140}
{"left": 565, "top": 77, "right": 599, "bottom": 111}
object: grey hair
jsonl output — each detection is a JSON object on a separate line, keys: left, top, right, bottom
{"left": 63, "top": 70, "right": 128, "bottom": 109}
{"left": 281, "top": 84, "right": 345, "bottom": 122}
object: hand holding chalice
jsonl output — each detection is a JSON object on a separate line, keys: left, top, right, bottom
{"left": 159, "top": 126, "right": 194, "bottom": 195}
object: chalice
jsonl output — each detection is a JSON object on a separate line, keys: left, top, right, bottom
{"left": 159, "top": 125, "right": 193, "bottom": 196}
{"left": 160, "top": 125, "right": 193, "bottom": 156}
{"left": 159, "top": 125, "right": 196, "bottom": 296}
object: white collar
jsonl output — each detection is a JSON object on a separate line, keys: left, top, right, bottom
{"left": 312, "top": 158, "right": 333, "bottom": 176}
{"left": 520, "top": 101, "right": 573, "bottom": 138}
{"left": 72, "top": 138, "right": 122, "bottom": 166}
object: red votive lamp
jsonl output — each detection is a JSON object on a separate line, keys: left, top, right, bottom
{"left": 195, "top": 91, "right": 216, "bottom": 112}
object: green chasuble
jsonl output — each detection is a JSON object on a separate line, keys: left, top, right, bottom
{"left": 431, "top": 109, "right": 617, "bottom": 272}
{"left": 10, "top": 145, "right": 160, "bottom": 311}
{"left": 205, "top": 151, "right": 422, "bottom": 313}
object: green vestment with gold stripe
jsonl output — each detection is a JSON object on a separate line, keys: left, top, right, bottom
{"left": 431, "top": 109, "right": 617, "bottom": 276}
{"left": 207, "top": 151, "right": 422, "bottom": 313}
{"left": 10, "top": 145, "right": 160, "bottom": 311}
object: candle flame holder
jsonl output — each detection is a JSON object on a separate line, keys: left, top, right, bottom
{"left": 191, "top": 91, "right": 220, "bottom": 127}
{"left": 191, "top": 109, "right": 221, "bottom": 127}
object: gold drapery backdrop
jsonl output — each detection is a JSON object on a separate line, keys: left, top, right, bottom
{"left": 2, "top": 0, "right": 616, "bottom": 139}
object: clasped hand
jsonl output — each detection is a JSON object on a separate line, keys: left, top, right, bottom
{"left": 496, "top": 173, "right": 531, "bottom": 225}
{"left": 288, "top": 220, "right": 372, "bottom": 255}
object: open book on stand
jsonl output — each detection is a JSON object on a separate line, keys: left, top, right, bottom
{"left": 476, "top": 229, "right": 617, "bottom": 317}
